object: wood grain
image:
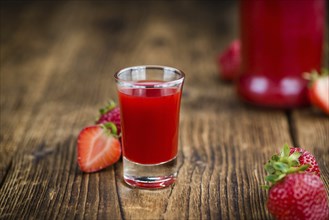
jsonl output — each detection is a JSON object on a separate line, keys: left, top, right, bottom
{"left": 0, "top": 1, "right": 328, "bottom": 219}
{"left": 291, "top": 110, "right": 329, "bottom": 189}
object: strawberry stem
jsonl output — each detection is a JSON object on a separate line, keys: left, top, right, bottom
{"left": 102, "top": 122, "right": 118, "bottom": 136}
{"left": 263, "top": 145, "right": 310, "bottom": 189}
{"left": 99, "top": 100, "right": 116, "bottom": 115}
{"left": 303, "top": 68, "right": 329, "bottom": 87}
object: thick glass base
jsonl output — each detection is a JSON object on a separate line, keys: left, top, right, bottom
{"left": 237, "top": 75, "right": 310, "bottom": 108}
{"left": 123, "top": 156, "right": 177, "bottom": 189}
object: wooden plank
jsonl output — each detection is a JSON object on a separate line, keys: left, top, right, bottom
{"left": 0, "top": 1, "right": 63, "bottom": 181}
{"left": 0, "top": 1, "right": 131, "bottom": 219}
{"left": 291, "top": 110, "right": 329, "bottom": 189}
{"left": 114, "top": 106, "right": 291, "bottom": 220}
{"left": 1, "top": 1, "right": 322, "bottom": 220}
{"left": 111, "top": 1, "right": 291, "bottom": 219}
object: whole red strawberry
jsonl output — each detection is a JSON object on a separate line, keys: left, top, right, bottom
{"left": 267, "top": 173, "right": 329, "bottom": 220}
{"left": 96, "top": 100, "right": 121, "bottom": 135}
{"left": 264, "top": 145, "right": 328, "bottom": 220}
{"left": 290, "top": 147, "right": 320, "bottom": 176}
{"left": 217, "top": 40, "right": 241, "bottom": 81}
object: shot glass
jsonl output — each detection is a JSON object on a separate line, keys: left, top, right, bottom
{"left": 114, "top": 65, "right": 185, "bottom": 189}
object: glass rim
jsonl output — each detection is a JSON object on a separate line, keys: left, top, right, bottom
{"left": 114, "top": 65, "right": 185, "bottom": 88}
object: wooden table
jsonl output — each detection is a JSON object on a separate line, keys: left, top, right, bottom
{"left": 1, "top": 1, "right": 328, "bottom": 219}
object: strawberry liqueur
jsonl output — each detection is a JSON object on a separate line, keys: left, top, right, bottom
{"left": 118, "top": 85, "right": 181, "bottom": 165}
{"left": 237, "top": 0, "right": 325, "bottom": 108}
{"left": 115, "top": 65, "right": 185, "bottom": 189}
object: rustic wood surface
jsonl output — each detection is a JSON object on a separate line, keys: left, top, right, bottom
{"left": 0, "top": 1, "right": 328, "bottom": 219}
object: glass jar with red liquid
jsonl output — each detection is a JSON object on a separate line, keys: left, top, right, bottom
{"left": 237, "top": 0, "right": 325, "bottom": 108}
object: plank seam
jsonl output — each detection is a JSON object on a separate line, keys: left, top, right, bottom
{"left": 286, "top": 110, "right": 299, "bottom": 147}
{"left": 114, "top": 163, "right": 125, "bottom": 220}
{"left": 0, "top": 160, "right": 12, "bottom": 189}
{"left": 162, "top": 183, "right": 175, "bottom": 217}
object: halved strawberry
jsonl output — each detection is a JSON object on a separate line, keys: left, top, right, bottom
{"left": 77, "top": 123, "right": 121, "bottom": 173}
{"left": 305, "top": 69, "right": 329, "bottom": 114}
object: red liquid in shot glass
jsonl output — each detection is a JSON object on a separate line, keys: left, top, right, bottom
{"left": 118, "top": 81, "right": 182, "bottom": 165}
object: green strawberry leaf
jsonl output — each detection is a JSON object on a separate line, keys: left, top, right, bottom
{"left": 271, "top": 155, "right": 280, "bottom": 161}
{"left": 281, "top": 144, "right": 290, "bottom": 157}
{"left": 273, "top": 162, "right": 289, "bottom": 173}
{"left": 263, "top": 145, "right": 312, "bottom": 190}
{"left": 264, "top": 164, "right": 275, "bottom": 174}
{"left": 265, "top": 175, "right": 279, "bottom": 183}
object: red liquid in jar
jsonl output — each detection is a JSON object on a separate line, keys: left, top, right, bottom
{"left": 118, "top": 82, "right": 182, "bottom": 164}
{"left": 237, "top": 0, "right": 325, "bottom": 108}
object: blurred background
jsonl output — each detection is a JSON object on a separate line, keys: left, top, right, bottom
{"left": 1, "top": 0, "right": 239, "bottom": 69}
{"left": 1, "top": 0, "right": 329, "bottom": 125}
{"left": 1, "top": 0, "right": 328, "bottom": 108}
